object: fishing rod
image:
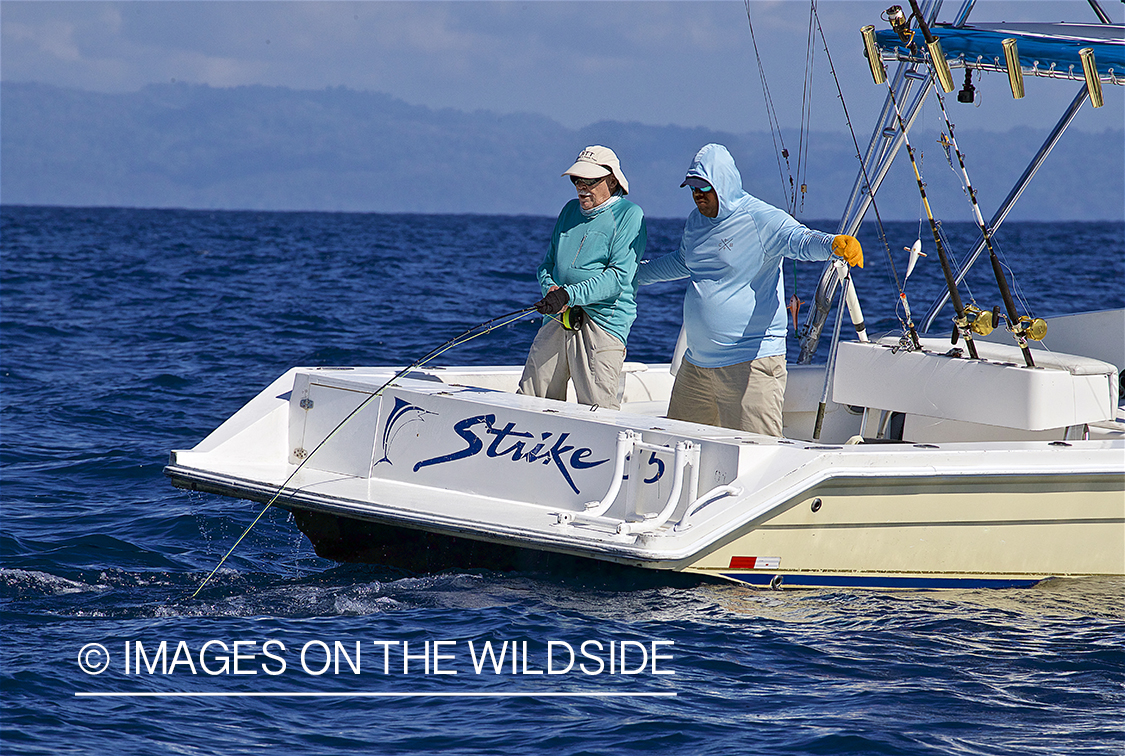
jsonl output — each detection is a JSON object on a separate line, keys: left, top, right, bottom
{"left": 188, "top": 304, "right": 539, "bottom": 599}
{"left": 864, "top": 7, "right": 979, "bottom": 359}
{"left": 903, "top": 0, "right": 1044, "bottom": 367}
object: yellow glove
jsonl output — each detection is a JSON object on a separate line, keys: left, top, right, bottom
{"left": 832, "top": 235, "right": 864, "bottom": 268}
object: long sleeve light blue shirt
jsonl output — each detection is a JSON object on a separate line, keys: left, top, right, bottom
{"left": 638, "top": 144, "right": 833, "bottom": 367}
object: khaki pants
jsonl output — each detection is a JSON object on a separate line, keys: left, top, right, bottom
{"left": 518, "top": 317, "right": 625, "bottom": 410}
{"left": 667, "top": 354, "right": 787, "bottom": 436}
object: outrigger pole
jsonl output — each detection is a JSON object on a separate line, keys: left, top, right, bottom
{"left": 867, "top": 7, "right": 979, "bottom": 358}
{"left": 902, "top": 0, "right": 1040, "bottom": 367}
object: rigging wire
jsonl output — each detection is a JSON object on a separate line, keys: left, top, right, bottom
{"left": 810, "top": 3, "right": 918, "bottom": 347}
{"left": 790, "top": 1, "right": 820, "bottom": 292}
{"left": 187, "top": 305, "right": 539, "bottom": 599}
{"left": 744, "top": 0, "right": 795, "bottom": 214}
{"left": 745, "top": 1, "right": 818, "bottom": 300}
{"left": 795, "top": 1, "right": 818, "bottom": 215}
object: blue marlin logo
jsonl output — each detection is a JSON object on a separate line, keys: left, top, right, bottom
{"left": 374, "top": 396, "right": 437, "bottom": 467}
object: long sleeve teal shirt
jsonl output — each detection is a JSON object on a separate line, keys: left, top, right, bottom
{"left": 537, "top": 196, "right": 647, "bottom": 346}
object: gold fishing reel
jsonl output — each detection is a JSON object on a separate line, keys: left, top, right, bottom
{"left": 884, "top": 5, "right": 912, "bottom": 45}
{"left": 964, "top": 305, "right": 1047, "bottom": 341}
{"left": 1016, "top": 315, "right": 1048, "bottom": 341}
{"left": 964, "top": 304, "right": 998, "bottom": 336}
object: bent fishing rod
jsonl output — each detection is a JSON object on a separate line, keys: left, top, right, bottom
{"left": 870, "top": 6, "right": 979, "bottom": 359}
{"left": 904, "top": 0, "right": 1043, "bottom": 367}
{"left": 187, "top": 304, "right": 540, "bottom": 599}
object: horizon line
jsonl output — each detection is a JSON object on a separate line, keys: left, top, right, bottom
{"left": 2, "top": 204, "right": 1123, "bottom": 224}
{"left": 76, "top": 690, "right": 678, "bottom": 698}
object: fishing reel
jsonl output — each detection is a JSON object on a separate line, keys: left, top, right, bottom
{"left": 884, "top": 6, "right": 913, "bottom": 45}
{"left": 1014, "top": 315, "right": 1048, "bottom": 341}
{"left": 964, "top": 303, "right": 1000, "bottom": 336}
{"left": 560, "top": 305, "right": 586, "bottom": 332}
{"left": 963, "top": 305, "right": 1047, "bottom": 342}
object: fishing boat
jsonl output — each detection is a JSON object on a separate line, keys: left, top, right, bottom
{"left": 167, "top": 1, "right": 1124, "bottom": 589}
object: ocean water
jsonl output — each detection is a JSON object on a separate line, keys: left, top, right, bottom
{"left": 1, "top": 205, "right": 1123, "bottom": 755}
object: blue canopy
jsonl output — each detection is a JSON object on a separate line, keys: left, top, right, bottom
{"left": 875, "top": 22, "right": 1124, "bottom": 82}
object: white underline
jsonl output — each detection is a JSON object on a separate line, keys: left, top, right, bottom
{"left": 75, "top": 691, "right": 676, "bottom": 698}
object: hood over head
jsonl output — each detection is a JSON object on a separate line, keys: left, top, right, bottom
{"left": 681, "top": 143, "right": 749, "bottom": 221}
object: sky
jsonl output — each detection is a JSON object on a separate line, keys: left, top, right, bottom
{"left": 2, "top": 0, "right": 1122, "bottom": 136}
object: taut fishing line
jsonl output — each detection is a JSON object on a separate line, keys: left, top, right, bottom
{"left": 188, "top": 304, "right": 539, "bottom": 599}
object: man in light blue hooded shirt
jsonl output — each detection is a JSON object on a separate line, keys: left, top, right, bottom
{"left": 638, "top": 144, "right": 862, "bottom": 435}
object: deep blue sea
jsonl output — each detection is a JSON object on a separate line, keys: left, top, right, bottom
{"left": 2, "top": 206, "right": 1123, "bottom": 756}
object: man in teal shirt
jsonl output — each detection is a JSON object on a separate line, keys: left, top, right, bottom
{"left": 519, "top": 146, "right": 647, "bottom": 410}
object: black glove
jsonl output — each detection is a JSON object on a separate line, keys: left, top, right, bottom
{"left": 534, "top": 287, "right": 569, "bottom": 315}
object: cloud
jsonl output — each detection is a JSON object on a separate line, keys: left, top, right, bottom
{"left": 5, "top": 18, "right": 84, "bottom": 62}
{"left": 1, "top": 1, "right": 1120, "bottom": 133}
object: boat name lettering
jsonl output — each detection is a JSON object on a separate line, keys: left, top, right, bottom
{"left": 413, "top": 414, "right": 609, "bottom": 495}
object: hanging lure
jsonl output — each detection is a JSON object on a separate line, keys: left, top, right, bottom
{"left": 904, "top": 239, "right": 926, "bottom": 280}
{"left": 894, "top": 239, "right": 926, "bottom": 350}
{"left": 787, "top": 293, "right": 804, "bottom": 334}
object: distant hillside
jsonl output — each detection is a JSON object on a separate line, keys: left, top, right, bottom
{"left": 2, "top": 82, "right": 1121, "bottom": 221}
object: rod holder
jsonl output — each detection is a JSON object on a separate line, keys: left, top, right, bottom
{"left": 1003, "top": 38, "right": 1024, "bottom": 99}
{"left": 927, "top": 38, "right": 955, "bottom": 93}
{"left": 1080, "top": 48, "right": 1104, "bottom": 108}
{"left": 862, "top": 25, "right": 887, "bottom": 85}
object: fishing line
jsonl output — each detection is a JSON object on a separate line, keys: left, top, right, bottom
{"left": 996, "top": 251, "right": 1038, "bottom": 324}
{"left": 934, "top": 223, "right": 978, "bottom": 312}
{"left": 187, "top": 305, "right": 539, "bottom": 599}
{"left": 744, "top": 0, "right": 796, "bottom": 213}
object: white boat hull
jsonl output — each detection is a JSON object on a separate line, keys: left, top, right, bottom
{"left": 167, "top": 334, "right": 1125, "bottom": 589}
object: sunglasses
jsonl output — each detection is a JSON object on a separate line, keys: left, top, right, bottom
{"left": 571, "top": 175, "right": 608, "bottom": 189}
{"left": 690, "top": 185, "right": 713, "bottom": 193}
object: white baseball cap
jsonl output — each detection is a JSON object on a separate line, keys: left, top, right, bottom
{"left": 562, "top": 145, "right": 629, "bottom": 194}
